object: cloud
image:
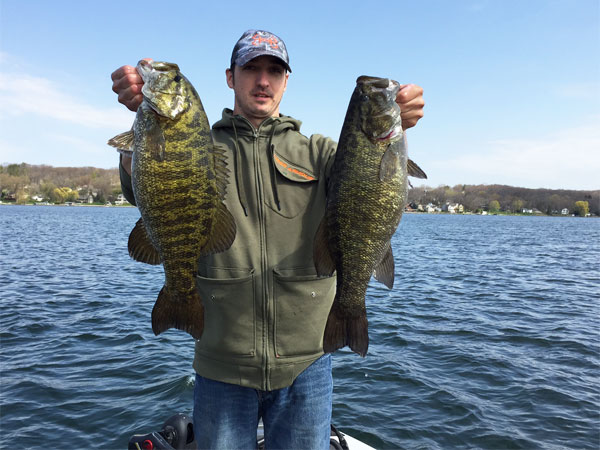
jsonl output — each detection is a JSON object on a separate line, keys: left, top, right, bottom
{"left": 431, "top": 118, "right": 600, "bottom": 190}
{"left": 0, "top": 72, "right": 132, "bottom": 129}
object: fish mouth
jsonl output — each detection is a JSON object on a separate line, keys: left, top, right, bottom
{"left": 136, "top": 60, "right": 187, "bottom": 119}
{"left": 137, "top": 60, "right": 180, "bottom": 80}
{"left": 357, "top": 76, "right": 403, "bottom": 143}
{"left": 357, "top": 76, "right": 400, "bottom": 96}
{"left": 374, "top": 123, "right": 403, "bottom": 142}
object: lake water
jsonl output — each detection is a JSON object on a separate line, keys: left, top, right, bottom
{"left": 1, "top": 205, "right": 598, "bottom": 449}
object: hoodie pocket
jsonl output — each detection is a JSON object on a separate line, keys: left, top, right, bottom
{"left": 195, "top": 269, "right": 256, "bottom": 356}
{"left": 273, "top": 268, "right": 336, "bottom": 358}
{"left": 265, "top": 149, "right": 319, "bottom": 219}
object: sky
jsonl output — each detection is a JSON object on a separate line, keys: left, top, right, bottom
{"left": 0, "top": 0, "right": 598, "bottom": 190}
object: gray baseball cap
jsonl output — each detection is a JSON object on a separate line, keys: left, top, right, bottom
{"left": 230, "top": 30, "right": 291, "bottom": 72}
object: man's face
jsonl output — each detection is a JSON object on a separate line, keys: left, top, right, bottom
{"left": 226, "top": 55, "right": 289, "bottom": 128}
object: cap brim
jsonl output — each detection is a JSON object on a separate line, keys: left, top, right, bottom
{"left": 236, "top": 50, "right": 291, "bottom": 72}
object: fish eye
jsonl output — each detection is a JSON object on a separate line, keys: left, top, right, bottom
{"left": 174, "top": 74, "right": 182, "bottom": 82}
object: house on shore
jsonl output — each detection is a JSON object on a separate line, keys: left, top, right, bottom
{"left": 114, "top": 194, "right": 130, "bottom": 206}
{"left": 442, "top": 202, "right": 464, "bottom": 214}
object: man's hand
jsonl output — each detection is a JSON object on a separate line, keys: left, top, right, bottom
{"left": 111, "top": 58, "right": 152, "bottom": 112}
{"left": 396, "top": 84, "right": 424, "bottom": 130}
{"left": 111, "top": 59, "right": 152, "bottom": 174}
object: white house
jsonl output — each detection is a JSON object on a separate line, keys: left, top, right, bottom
{"left": 115, "top": 194, "right": 129, "bottom": 206}
{"left": 442, "top": 203, "right": 464, "bottom": 214}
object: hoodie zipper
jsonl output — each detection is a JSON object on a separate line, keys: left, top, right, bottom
{"left": 251, "top": 121, "right": 271, "bottom": 391}
{"left": 232, "top": 115, "right": 276, "bottom": 391}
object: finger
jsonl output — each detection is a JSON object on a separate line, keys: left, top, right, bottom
{"left": 117, "top": 86, "right": 143, "bottom": 111}
{"left": 126, "top": 94, "right": 143, "bottom": 111}
{"left": 111, "top": 65, "right": 139, "bottom": 82}
{"left": 401, "top": 108, "right": 424, "bottom": 130}
{"left": 112, "top": 72, "right": 144, "bottom": 95}
{"left": 399, "top": 95, "right": 425, "bottom": 113}
{"left": 396, "top": 84, "right": 424, "bottom": 105}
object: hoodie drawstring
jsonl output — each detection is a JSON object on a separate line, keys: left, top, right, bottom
{"left": 267, "top": 127, "right": 281, "bottom": 211}
{"left": 230, "top": 119, "right": 249, "bottom": 217}
{"left": 230, "top": 117, "right": 282, "bottom": 215}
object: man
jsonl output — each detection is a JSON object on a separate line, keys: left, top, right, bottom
{"left": 111, "top": 30, "right": 424, "bottom": 449}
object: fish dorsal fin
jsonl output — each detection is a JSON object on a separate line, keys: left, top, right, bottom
{"left": 128, "top": 217, "right": 162, "bottom": 265}
{"left": 407, "top": 158, "right": 427, "bottom": 179}
{"left": 108, "top": 129, "right": 135, "bottom": 156}
{"left": 373, "top": 243, "right": 395, "bottom": 289}
{"left": 313, "top": 216, "right": 336, "bottom": 276}
{"left": 212, "top": 145, "right": 230, "bottom": 200}
{"left": 199, "top": 202, "right": 237, "bottom": 256}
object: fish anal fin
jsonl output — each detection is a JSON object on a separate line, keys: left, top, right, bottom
{"left": 407, "top": 158, "right": 427, "bottom": 179}
{"left": 313, "top": 217, "right": 336, "bottom": 276}
{"left": 128, "top": 217, "right": 161, "bottom": 265}
{"left": 199, "top": 202, "right": 237, "bottom": 256}
{"left": 152, "top": 286, "right": 204, "bottom": 340}
{"left": 373, "top": 244, "right": 395, "bottom": 289}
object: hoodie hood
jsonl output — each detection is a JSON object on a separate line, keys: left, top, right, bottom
{"left": 212, "top": 108, "right": 302, "bottom": 136}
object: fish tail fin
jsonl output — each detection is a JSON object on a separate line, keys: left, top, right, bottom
{"left": 323, "top": 307, "right": 369, "bottom": 357}
{"left": 323, "top": 309, "right": 346, "bottom": 354}
{"left": 152, "top": 287, "right": 204, "bottom": 340}
{"left": 347, "top": 315, "right": 369, "bottom": 357}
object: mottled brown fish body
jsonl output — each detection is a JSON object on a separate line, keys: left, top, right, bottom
{"left": 109, "top": 61, "right": 235, "bottom": 339}
{"left": 314, "top": 76, "right": 417, "bottom": 356}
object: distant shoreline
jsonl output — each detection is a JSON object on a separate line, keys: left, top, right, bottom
{"left": 0, "top": 202, "right": 135, "bottom": 208}
{"left": 1, "top": 202, "right": 594, "bottom": 217}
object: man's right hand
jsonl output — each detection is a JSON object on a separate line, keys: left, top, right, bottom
{"left": 111, "top": 58, "right": 151, "bottom": 112}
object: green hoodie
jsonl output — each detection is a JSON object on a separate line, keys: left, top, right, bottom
{"left": 120, "top": 108, "right": 338, "bottom": 390}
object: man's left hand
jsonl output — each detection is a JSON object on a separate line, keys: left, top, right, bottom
{"left": 396, "top": 84, "right": 424, "bottom": 130}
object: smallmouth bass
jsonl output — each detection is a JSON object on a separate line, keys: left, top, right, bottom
{"left": 314, "top": 76, "right": 426, "bottom": 356}
{"left": 108, "top": 60, "right": 236, "bottom": 339}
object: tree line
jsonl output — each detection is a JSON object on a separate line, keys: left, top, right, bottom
{"left": 0, "top": 163, "right": 121, "bottom": 204}
{"left": 1, "top": 163, "right": 597, "bottom": 215}
{"left": 407, "top": 184, "right": 598, "bottom": 216}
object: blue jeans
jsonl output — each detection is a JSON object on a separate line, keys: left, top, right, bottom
{"left": 193, "top": 354, "right": 332, "bottom": 450}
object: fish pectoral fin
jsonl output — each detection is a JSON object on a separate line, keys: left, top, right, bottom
{"left": 128, "top": 217, "right": 162, "bottom": 265}
{"left": 108, "top": 129, "right": 135, "bottom": 156}
{"left": 407, "top": 158, "right": 427, "bottom": 179}
{"left": 379, "top": 143, "right": 401, "bottom": 182}
{"left": 145, "top": 120, "right": 166, "bottom": 161}
{"left": 373, "top": 244, "right": 395, "bottom": 289}
{"left": 199, "top": 202, "right": 237, "bottom": 256}
{"left": 313, "top": 217, "right": 336, "bottom": 276}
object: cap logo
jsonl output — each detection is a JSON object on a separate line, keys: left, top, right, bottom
{"left": 252, "top": 33, "right": 279, "bottom": 49}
